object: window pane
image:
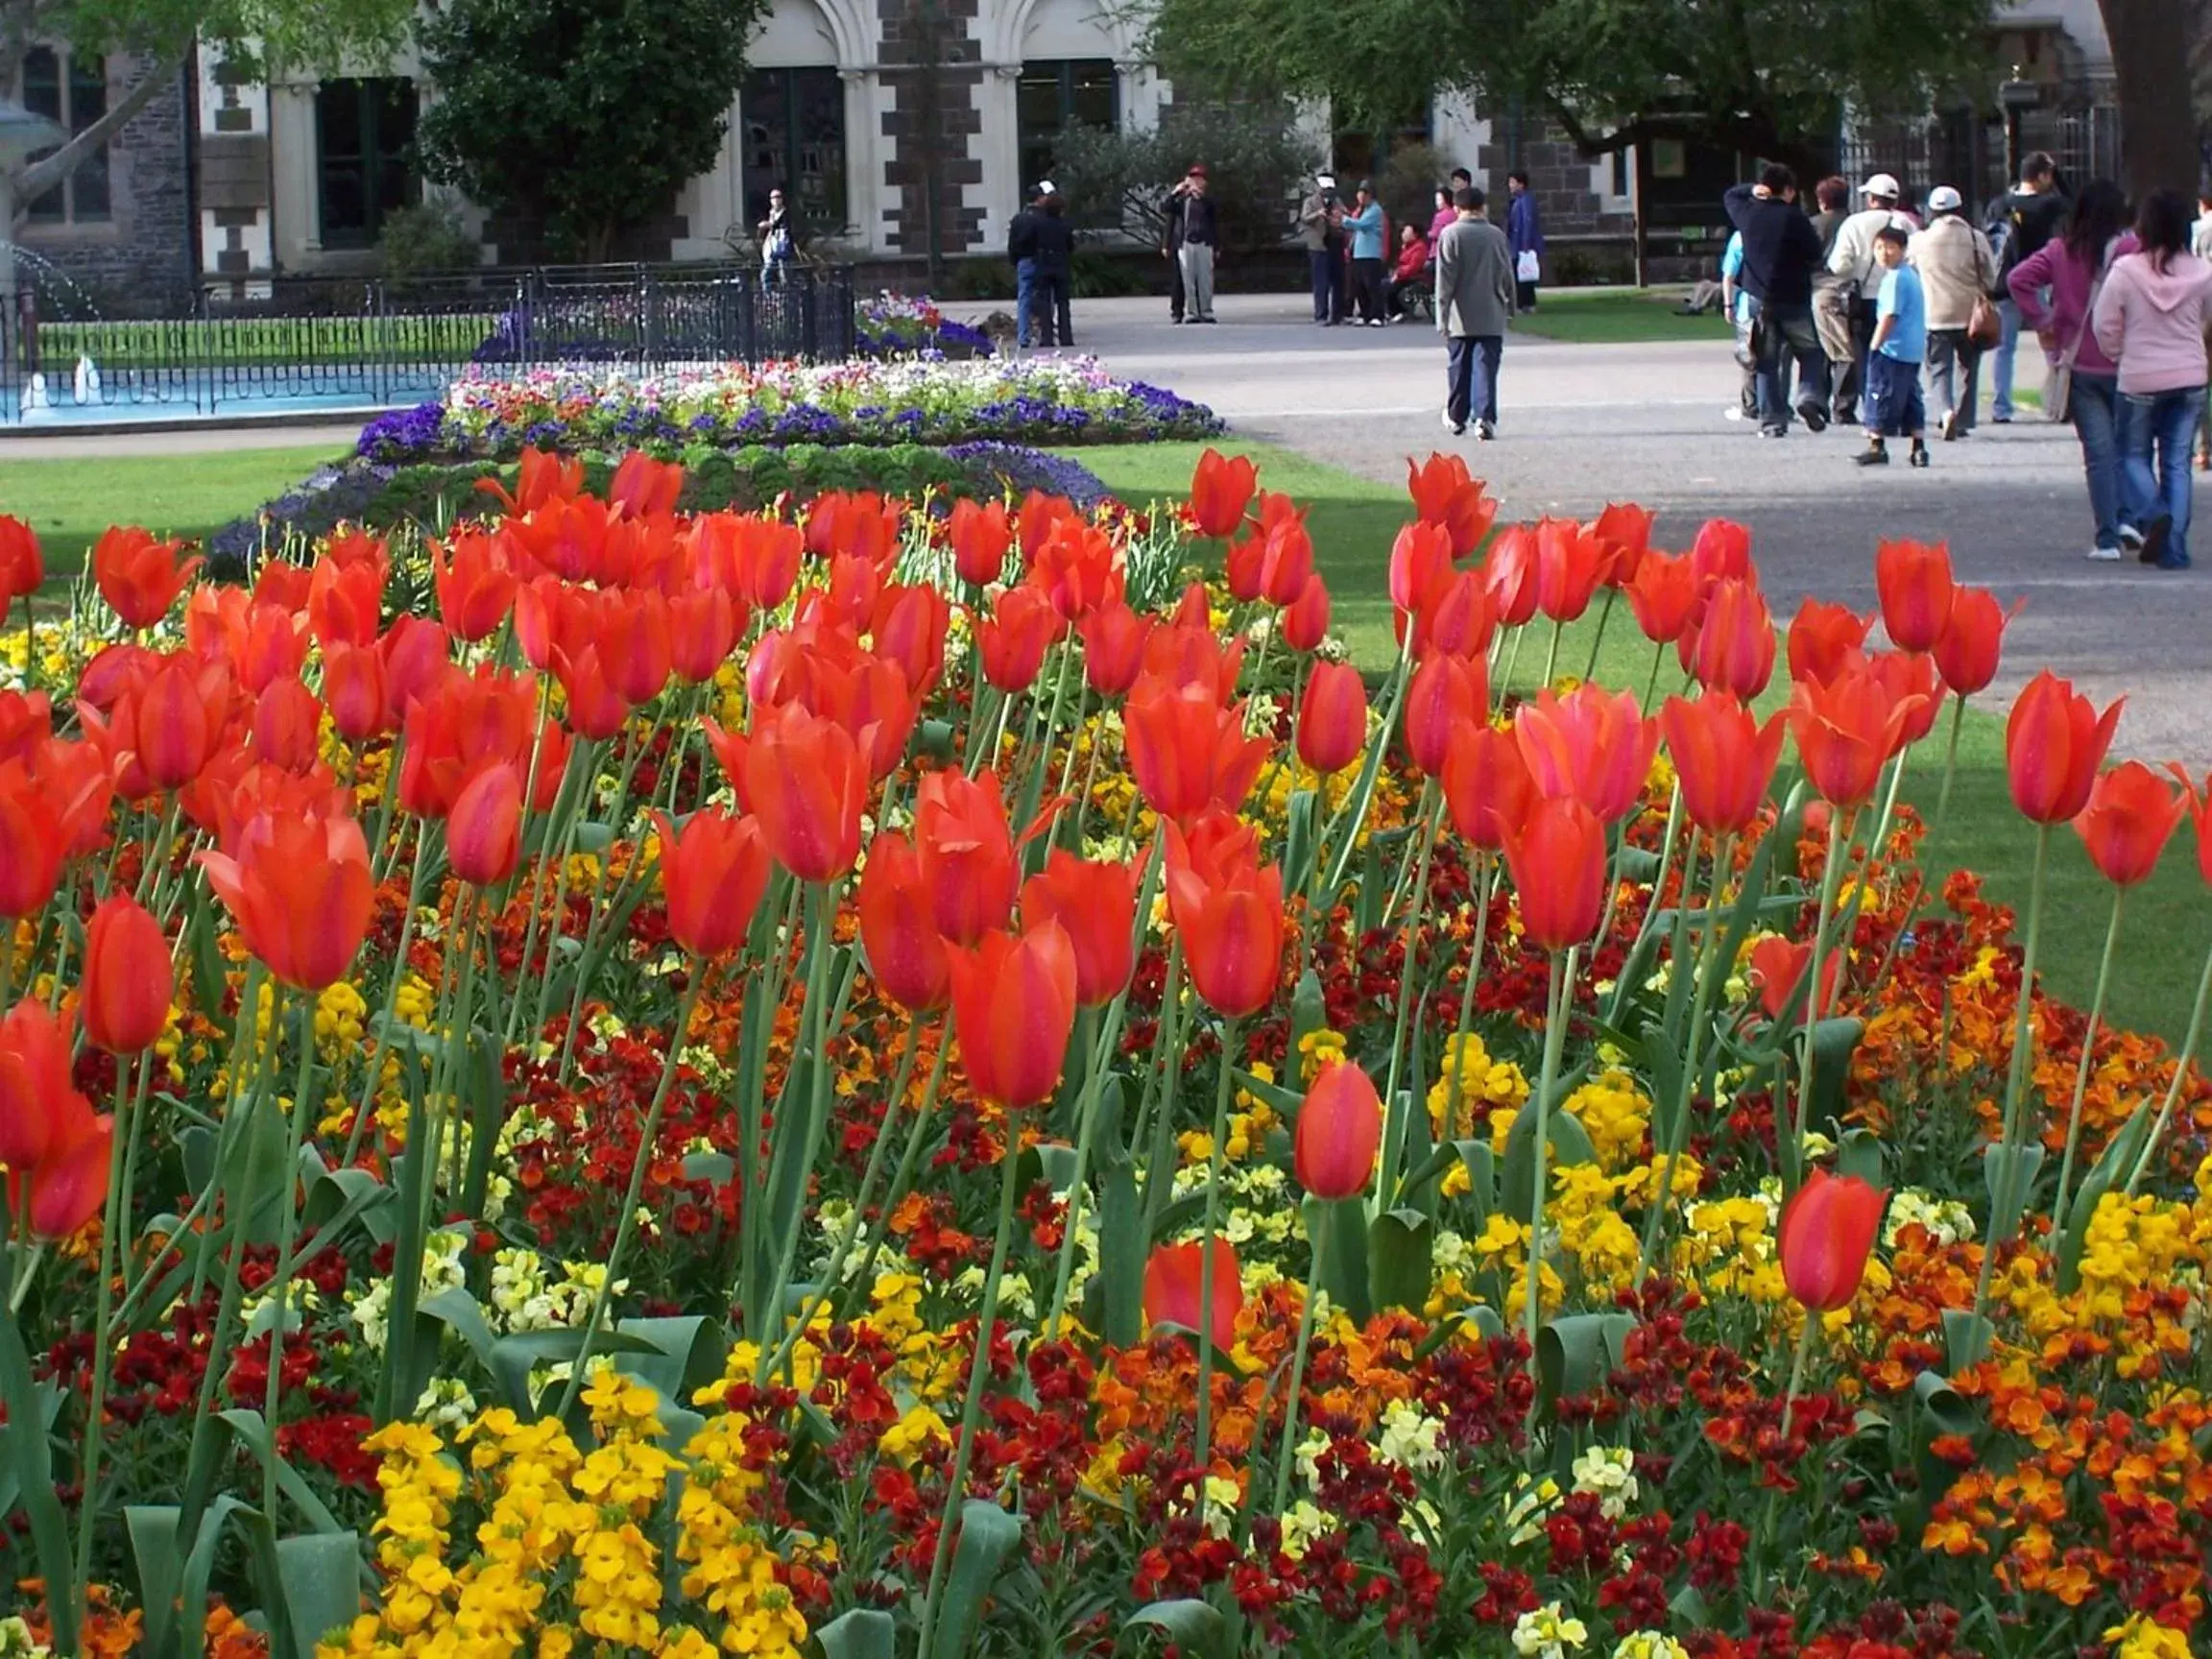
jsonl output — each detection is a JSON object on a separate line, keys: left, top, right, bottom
{"left": 370, "top": 78, "right": 419, "bottom": 227}
{"left": 1016, "top": 71, "right": 1064, "bottom": 142}
{"left": 790, "top": 68, "right": 846, "bottom": 228}
{"left": 322, "top": 166, "right": 369, "bottom": 238}
{"left": 72, "top": 145, "right": 109, "bottom": 219}
{"left": 319, "top": 82, "right": 365, "bottom": 164}
{"left": 740, "top": 70, "right": 791, "bottom": 231}
{"left": 21, "top": 47, "right": 60, "bottom": 122}
{"left": 1068, "top": 61, "right": 1117, "bottom": 131}
{"left": 68, "top": 55, "right": 106, "bottom": 131}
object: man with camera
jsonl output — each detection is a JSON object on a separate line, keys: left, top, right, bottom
{"left": 1299, "top": 173, "right": 1347, "bottom": 325}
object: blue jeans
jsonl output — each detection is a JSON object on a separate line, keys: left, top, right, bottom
{"left": 1754, "top": 302, "right": 1829, "bottom": 431}
{"left": 2068, "top": 372, "right": 2124, "bottom": 550}
{"left": 1445, "top": 334, "right": 1502, "bottom": 427}
{"left": 1990, "top": 298, "right": 2021, "bottom": 420}
{"left": 1015, "top": 258, "right": 1037, "bottom": 347}
{"left": 1309, "top": 249, "right": 1344, "bottom": 321}
{"left": 2121, "top": 385, "right": 2205, "bottom": 565}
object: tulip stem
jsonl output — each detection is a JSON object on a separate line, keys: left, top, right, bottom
{"left": 2127, "top": 934, "right": 2212, "bottom": 1195}
{"left": 1138, "top": 943, "right": 1187, "bottom": 1235}
{"left": 1194, "top": 1018, "right": 1242, "bottom": 1477}
{"left": 913, "top": 1129, "right": 1025, "bottom": 1659}
{"left": 1933, "top": 695, "right": 1966, "bottom": 838}
{"left": 346, "top": 818, "right": 431, "bottom": 1169}
{"left": 258, "top": 994, "right": 320, "bottom": 1527}
{"left": 1970, "top": 819, "right": 2053, "bottom": 1334}
{"left": 1439, "top": 855, "right": 1497, "bottom": 1142}
{"left": 2053, "top": 887, "right": 2126, "bottom": 1234}
{"left": 1270, "top": 1225, "right": 1325, "bottom": 1516}
{"left": 1778, "top": 1308, "right": 1819, "bottom": 1443}
{"left": 1540, "top": 615, "right": 1563, "bottom": 690}
{"left": 1046, "top": 986, "right": 1140, "bottom": 1339}
{"left": 517, "top": 736, "right": 598, "bottom": 1046}
{"left": 556, "top": 970, "right": 709, "bottom": 1423}
{"left": 1640, "top": 640, "right": 1666, "bottom": 716}
{"left": 1636, "top": 830, "right": 1730, "bottom": 1286}
{"left": 837, "top": 1033, "right": 953, "bottom": 1325}
{"left": 1499, "top": 626, "right": 1526, "bottom": 709}
{"left": 1525, "top": 946, "right": 1576, "bottom": 1433}
{"left": 1786, "top": 805, "right": 1848, "bottom": 1196}
{"left": 1581, "top": 589, "right": 1617, "bottom": 684}
{"left": 1377, "top": 789, "right": 1443, "bottom": 1211}
{"left": 1316, "top": 638, "right": 1413, "bottom": 901}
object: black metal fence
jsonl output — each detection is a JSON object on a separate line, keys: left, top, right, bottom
{"left": 0, "top": 263, "right": 857, "bottom": 424}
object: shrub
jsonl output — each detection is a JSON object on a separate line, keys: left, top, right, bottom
{"left": 377, "top": 203, "right": 484, "bottom": 284}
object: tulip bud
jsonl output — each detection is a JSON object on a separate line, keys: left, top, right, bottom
{"left": 81, "top": 896, "right": 173, "bottom": 1054}
{"left": 1294, "top": 1061, "right": 1382, "bottom": 1200}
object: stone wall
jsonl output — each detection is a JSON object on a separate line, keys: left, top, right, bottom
{"left": 13, "top": 56, "right": 196, "bottom": 316}
{"left": 876, "top": 0, "right": 986, "bottom": 255}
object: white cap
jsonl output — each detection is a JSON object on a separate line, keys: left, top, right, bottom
{"left": 1316, "top": 173, "right": 1335, "bottom": 188}
{"left": 1861, "top": 173, "right": 1901, "bottom": 200}
{"left": 1927, "top": 184, "right": 1962, "bottom": 212}
{"left": 1036, "top": 179, "right": 1056, "bottom": 195}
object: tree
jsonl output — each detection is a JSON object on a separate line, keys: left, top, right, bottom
{"left": 414, "top": 0, "right": 766, "bottom": 264}
{"left": 1143, "top": 0, "right": 1995, "bottom": 179}
{"left": 1046, "top": 102, "right": 1321, "bottom": 256}
{"left": 0, "top": 0, "right": 409, "bottom": 272}
{"left": 2098, "top": 0, "right": 2200, "bottom": 196}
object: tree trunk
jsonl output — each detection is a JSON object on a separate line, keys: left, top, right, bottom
{"left": 2100, "top": 0, "right": 2200, "bottom": 195}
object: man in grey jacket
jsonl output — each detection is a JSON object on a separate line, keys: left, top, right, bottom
{"left": 1434, "top": 185, "right": 1514, "bottom": 438}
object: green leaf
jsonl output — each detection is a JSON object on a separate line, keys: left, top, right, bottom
{"left": 1807, "top": 1017, "right": 1865, "bottom": 1133}
{"left": 1367, "top": 1208, "right": 1432, "bottom": 1314}
{"left": 1982, "top": 1142, "right": 2045, "bottom": 1223}
{"left": 2056, "top": 1104, "right": 2155, "bottom": 1292}
{"left": 216, "top": 1409, "right": 349, "bottom": 1537}
{"left": 1308, "top": 1195, "right": 1370, "bottom": 1327}
{"left": 1836, "top": 1126, "right": 1887, "bottom": 1190}
{"left": 301, "top": 1158, "right": 396, "bottom": 1249}
{"left": 128, "top": 1506, "right": 185, "bottom": 1659}
{"left": 934, "top": 1498, "right": 1023, "bottom": 1659}
{"left": 1641, "top": 1026, "right": 1688, "bottom": 1147}
{"left": 1499, "top": 1104, "right": 1598, "bottom": 1225}
{"left": 1099, "top": 1160, "right": 1145, "bottom": 1347}
{"left": 274, "top": 1532, "right": 364, "bottom": 1659}
{"left": 1450, "top": 1139, "right": 1495, "bottom": 1229}
{"left": 682, "top": 1150, "right": 736, "bottom": 1184}
{"left": 816, "top": 1608, "right": 896, "bottom": 1659}
{"left": 1228, "top": 1067, "right": 1304, "bottom": 1116}
{"left": 0, "top": 1310, "right": 75, "bottom": 1656}
{"left": 1536, "top": 1311, "right": 1637, "bottom": 1410}
{"left": 1127, "top": 1598, "right": 1225, "bottom": 1654}
{"left": 1941, "top": 1308, "right": 1995, "bottom": 1372}
{"left": 1282, "top": 788, "right": 1322, "bottom": 897}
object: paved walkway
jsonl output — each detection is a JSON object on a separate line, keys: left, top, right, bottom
{"left": 984, "top": 293, "right": 2208, "bottom": 765}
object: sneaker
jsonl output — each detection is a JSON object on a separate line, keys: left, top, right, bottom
{"left": 1723, "top": 407, "right": 1746, "bottom": 421}
{"left": 1854, "top": 445, "right": 1889, "bottom": 467}
{"left": 1476, "top": 421, "right": 1496, "bottom": 441}
{"left": 1368, "top": 318, "right": 1386, "bottom": 327}
{"left": 2084, "top": 545, "right": 2123, "bottom": 562}
{"left": 1797, "top": 401, "right": 1829, "bottom": 433}
{"left": 1198, "top": 316, "right": 1218, "bottom": 325}
{"left": 1940, "top": 408, "right": 1960, "bottom": 441}
{"left": 1908, "top": 444, "right": 1932, "bottom": 468}
{"left": 1991, "top": 413, "right": 2012, "bottom": 424}
{"left": 1761, "top": 425, "right": 1788, "bottom": 439}
{"left": 1441, "top": 410, "right": 1466, "bottom": 435}
{"left": 2140, "top": 514, "right": 2172, "bottom": 565}
{"left": 2119, "top": 523, "right": 2147, "bottom": 550}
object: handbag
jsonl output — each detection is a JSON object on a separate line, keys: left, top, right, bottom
{"left": 1516, "top": 249, "right": 1541, "bottom": 282}
{"left": 2044, "top": 261, "right": 2111, "bottom": 424}
{"left": 1967, "top": 294, "right": 2002, "bottom": 348}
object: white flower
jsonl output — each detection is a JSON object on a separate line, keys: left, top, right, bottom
{"left": 413, "top": 1376, "right": 478, "bottom": 1430}
{"left": 1569, "top": 1445, "right": 1639, "bottom": 1520}
{"left": 1294, "top": 1427, "right": 1332, "bottom": 1488}
{"left": 1505, "top": 1473, "right": 1561, "bottom": 1544}
{"left": 1377, "top": 1399, "right": 1446, "bottom": 1473}
{"left": 1511, "top": 1602, "right": 1589, "bottom": 1658}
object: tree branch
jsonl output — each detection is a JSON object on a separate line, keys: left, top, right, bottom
{"left": 13, "top": 54, "right": 184, "bottom": 204}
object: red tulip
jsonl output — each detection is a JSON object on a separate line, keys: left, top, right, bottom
{"left": 1281, "top": 574, "right": 1332, "bottom": 653}
{"left": 870, "top": 584, "right": 948, "bottom": 697}
{"left": 1410, "top": 567, "right": 1497, "bottom": 661}
{"left": 1788, "top": 662, "right": 1927, "bottom": 807}
{"left": 1295, "top": 1061, "right": 1382, "bottom": 1199}
{"left": 323, "top": 642, "right": 387, "bottom": 743}
{"left": 398, "top": 665, "right": 541, "bottom": 819}
{"left": 1745, "top": 934, "right": 1839, "bottom": 1022}
{"left": 1406, "top": 452, "right": 1496, "bottom": 556}
{"left": 1932, "top": 586, "right": 2010, "bottom": 698}
{"left": 701, "top": 515, "right": 801, "bottom": 611}
{"left": 1778, "top": 1169, "right": 1886, "bottom": 1311}
{"left": 1296, "top": 661, "right": 1368, "bottom": 776}
{"left": 1142, "top": 591, "right": 1243, "bottom": 701}
{"left": 0, "top": 998, "right": 75, "bottom": 1168}
{"left": 477, "top": 446, "right": 584, "bottom": 517}
{"left": 1513, "top": 684, "right": 1659, "bottom": 823}
{"left": 1661, "top": 693, "right": 1787, "bottom": 837}
{"left": 81, "top": 895, "right": 172, "bottom": 1054}
{"left": 1787, "top": 600, "right": 1873, "bottom": 688}
{"left": 93, "top": 527, "right": 202, "bottom": 631}
{"left": 1018, "top": 491, "right": 1081, "bottom": 565}
{"left": 431, "top": 529, "right": 517, "bottom": 643}
{"left": 1124, "top": 678, "right": 1270, "bottom": 824}
{"left": 1481, "top": 525, "right": 1540, "bottom": 628}
{"left": 1590, "top": 502, "right": 1655, "bottom": 585}
{"left": 1687, "top": 577, "right": 1774, "bottom": 700}
{"left": 1164, "top": 812, "right": 1286, "bottom": 1018}
{"left": 228, "top": 600, "right": 309, "bottom": 696}
{"left": 949, "top": 498, "right": 1015, "bottom": 587}
{"left": 118, "top": 655, "right": 233, "bottom": 794}
{"left": 0, "top": 761, "right": 65, "bottom": 919}
{"left": 601, "top": 589, "right": 675, "bottom": 707}
{"left": 550, "top": 644, "right": 632, "bottom": 743}
{"left": 197, "top": 810, "right": 373, "bottom": 991}
{"left": 1442, "top": 724, "right": 1534, "bottom": 852}
{"left": 447, "top": 762, "right": 523, "bottom": 886}
{"left": 1020, "top": 849, "right": 1139, "bottom": 1006}
{"left": 307, "top": 548, "right": 389, "bottom": 651}
{"left": 21, "top": 1085, "right": 112, "bottom": 1240}
{"left": 1690, "top": 518, "right": 1752, "bottom": 586}
{"left": 1388, "top": 519, "right": 1456, "bottom": 628}
{"left": 1402, "top": 652, "right": 1486, "bottom": 777}
{"left": 1030, "top": 514, "right": 1126, "bottom": 620}
{"left": 2006, "top": 670, "right": 2123, "bottom": 825}
{"left": 1189, "top": 449, "right": 1258, "bottom": 539}
{"left": 668, "top": 588, "right": 744, "bottom": 687}
{"left": 248, "top": 675, "right": 323, "bottom": 775}
{"left": 1143, "top": 1237, "right": 1242, "bottom": 1354}
{"left": 974, "top": 584, "right": 1064, "bottom": 693}
{"left": 744, "top": 703, "right": 866, "bottom": 883}
{"left": 1532, "top": 517, "right": 1607, "bottom": 624}
{"left": 378, "top": 615, "right": 453, "bottom": 728}
{"left": 914, "top": 769, "right": 1020, "bottom": 946}
{"left": 1873, "top": 538, "right": 1955, "bottom": 654}
{"left": 0, "top": 516, "right": 42, "bottom": 604}
{"left": 0, "top": 690, "right": 49, "bottom": 769}
{"left": 1500, "top": 795, "right": 1609, "bottom": 951}
{"left": 947, "top": 922, "right": 1079, "bottom": 1108}
{"left": 858, "top": 833, "right": 950, "bottom": 1011}
{"left": 1078, "top": 601, "right": 1153, "bottom": 696}
{"left": 36, "top": 739, "right": 114, "bottom": 862}
{"left": 1626, "top": 552, "right": 1699, "bottom": 646}
{"left": 2071, "top": 761, "right": 2185, "bottom": 888}
{"left": 609, "top": 452, "right": 685, "bottom": 520}
{"left": 1866, "top": 648, "right": 1943, "bottom": 747}
{"left": 1250, "top": 497, "right": 1315, "bottom": 606}
{"left": 651, "top": 807, "right": 772, "bottom": 959}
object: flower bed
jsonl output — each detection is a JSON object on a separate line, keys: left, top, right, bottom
{"left": 359, "top": 357, "right": 1221, "bottom": 466}
{"left": 0, "top": 456, "right": 2210, "bottom": 1659}
{"left": 854, "top": 292, "right": 994, "bottom": 360}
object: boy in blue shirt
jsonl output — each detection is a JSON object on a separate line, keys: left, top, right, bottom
{"left": 1857, "top": 225, "right": 1930, "bottom": 468}
{"left": 1720, "top": 231, "right": 1759, "bottom": 421}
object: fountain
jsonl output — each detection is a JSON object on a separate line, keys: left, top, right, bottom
{"left": 0, "top": 96, "right": 71, "bottom": 422}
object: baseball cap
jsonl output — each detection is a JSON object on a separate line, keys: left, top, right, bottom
{"left": 1315, "top": 172, "right": 1335, "bottom": 189}
{"left": 1926, "top": 184, "right": 1962, "bottom": 212}
{"left": 1188, "top": 163, "right": 1207, "bottom": 178}
{"left": 1861, "top": 173, "right": 1901, "bottom": 200}
{"left": 1036, "top": 180, "right": 1057, "bottom": 196}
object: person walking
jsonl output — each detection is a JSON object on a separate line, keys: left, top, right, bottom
{"left": 2009, "top": 180, "right": 2137, "bottom": 562}
{"left": 1809, "top": 177, "right": 1859, "bottom": 419}
{"left": 1724, "top": 165, "right": 1832, "bottom": 436}
{"left": 1343, "top": 181, "right": 1386, "bottom": 325}
{"left": 1988, "top": 152, "right": 2069, "bottom": 423}
{"left": 1855, "top": 225, "right": 1931, "bottom": 468}
{"left": 1007, "top": 183, "right": 1043, "bottom": 349}
{"left": 1031, "top": 188, "right": 1076, "bottom": 349}
{"left": 1299, "top": 173, "right": 1347, "bottom": 325}
{"left": 1909, "top": 185, "right": 1998, "bottom": 439}
{"left": 757, "top": 187, "right": 797, "bottom": 291}
{"left": 1828, "top": 173, "right": 1909, "bottom": 424}
{"left": 1434, "top": 184, "right": 1514, "bottom": 439}
{"left": 2196, "top": 186, "right": 2212, "bottom": 469}
{"left": 2093, "top": 187, "right": 2212, "bottom": 569}
{"left": 1505, "top": 171, "right": 1543, "bottom": 310}
{"left": 1174, "top": 165, "right": 1220, "bottom": 325}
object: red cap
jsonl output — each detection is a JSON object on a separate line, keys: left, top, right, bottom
{"left": 1188, "top": 163, "right": 1207, "bottom": 178}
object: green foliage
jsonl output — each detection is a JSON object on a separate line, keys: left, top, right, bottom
{"left": 1375, "top": 141, "right": 1447, "bottom": 244}
{"left": 375, "top": 202, "right": 481, "bottom": 285}
{"left": 15, "top": 0, "right": 410, "bottom": 75}
{"left": 412, "top": 0, "right": 764, "bottom": 261}
{"left": 1046, "top": 101, "right": 1322, "bottom": 255}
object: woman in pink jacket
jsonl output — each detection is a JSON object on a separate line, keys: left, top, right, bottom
{"left": 2009, "top": 180, "right": 2136, "bottom": 561}
{"left": 2093, "top": 187, "right": 2212, "bottom": 568}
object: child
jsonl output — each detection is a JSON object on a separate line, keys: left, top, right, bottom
{"left": 1857, "top": 224, "right": 1930, "bottom": 468}
{"left": 1719, "top": 229, "right": 1759, "bottom": 421}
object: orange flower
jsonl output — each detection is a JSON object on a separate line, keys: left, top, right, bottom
{"left": 1189, "top": 448, "right": 1258, "bottom": 539}
{"left": 652, "top": 806, "right": 771, "bottom": 959}
{"left": 1932, "top": 584, "right": 2009, "bottom": 697}
{"left": 0, "top": 515, "right": 42, "bottom": 604}
{"left": 1295, "top": 1060, "right": 1382, "bottom": 1199}
{"left": 974, "top": 582, "right": 1064, "bottom": 693}
{"left": 1873, "top": 538, "right": 1955, "bottom": 653}
{"left": 949, "top": 497, "right": 1015, "bottom": 587}
{"left": 93, "top": 527, "right": 202, "bottom": 632}
{"left": 1078, "top": 601, "right": 1153, "bottom": 696}
{"left": 197, "top": 810, "right": 373, "bottom": 992}
{"left": 0, "top": 998, "right": 75, "bottom": 1168}
{"left": 2006, "top": 670, "right": 2122, "bottom": 825}
{"left": 1020, "top": 849, "right": 1139, "bottom": 1007}
{"left": 1789, "top": 661, "right": 1925, "bottom": 806}
{"left": 1779, "top": 1169, "right": 1887, "bottom": 1310}
{"left": 1688, "top": 576, "right": 1775, "bottom": 700}
{"left": 1513, "top": 683, "right": 1658, "bottom": 823}
{"left": 1661, "top": 692, "right": 1786, "bottom": 837}
{"left": 1626, "top": 551, "right": 1699, "bottom": 646}
{"left": 1501, "top": 795, "right": 1609, "bottom": 950}
{"left": 1402, "top": 652, "right": 1486, "bottom": 777}
{"left": 946, "top": 922, "right": 1079, "bottom": 1108}
{"left": 115, "top": 654, "right": 233, "bottom": 795}
{"left": 1143, "top": 1237, "right": 1242, "bottom": 1353}
{"left": 1443, "top": 724, "right": 1534, "bottom": 852}
{"left": 81, "top": 896, "right": 172, "bottom": 1054}
{"left": 322, "top": 641, "right": 387, "bottom": 744}
{"left": 2071, "top": 761, "right": 2185, "bottom": 888}
{"left": 1787, "top": 599, "right": 1873, "bottom": 687}
{"left": 1406, "top": 452, "right": 1497, "bottom": 557}
{"left": 1532, "top": 517, "right": 1607, "bottom": 624}
{"left": 859, "top": 833, "right": 950, "bottom": 1012}
{"left": 1164, "top": 811, "right": 1286, "bottom": 1018}
{"left": 446, "top": 761, "right": 524, "bottom": 887}
{"left": 743, "top": 703, "right": 866, "bottom": 883}
{"left": 870, "top": 583, "right": 949, "bottom": 698}
{"left": 914, "top": 769, "right": 1020, "bottom": 947}
{"left": 247, "top": 677, "right": 320, "bottom": 774}
{"left": 1296, "top": 661, "right": 1368, "bottom": 776}
{"left": 1125, "top": 677, "right": 1270, "bottom": 824}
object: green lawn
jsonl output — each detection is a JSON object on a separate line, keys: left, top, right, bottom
{"left": 0, "top": 444, "right": 349, "bottom": 589}
{"left": 1072, "top": 438, "right": 2205, "bottom": 1046}
{"left": 1509, "top": 290, "right": 1734, "bottom": 346}
{"left": 34, "top": 316, "right": 499, "bottom": 371}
